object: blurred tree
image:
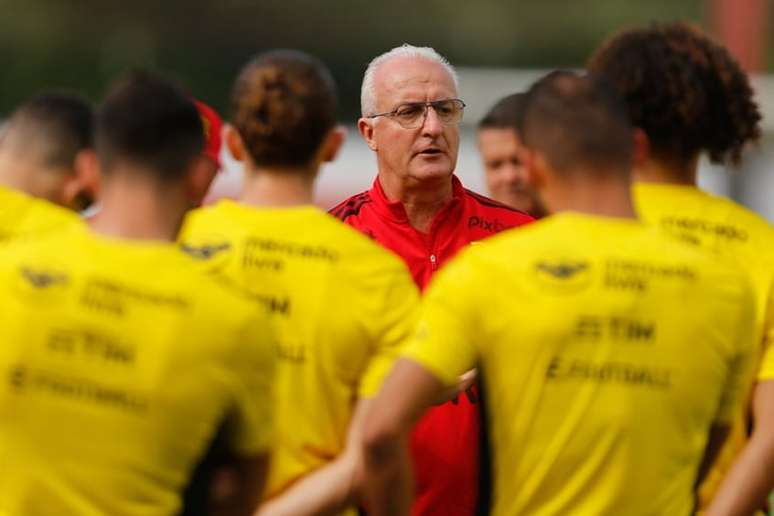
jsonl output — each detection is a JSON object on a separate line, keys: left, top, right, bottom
{"left": 1, "top": 0, "right": 769, "bottom": 121}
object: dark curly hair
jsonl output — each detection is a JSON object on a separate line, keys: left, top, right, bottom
{"left": 587, "top": 22, "right": 761, "bottom": 167}
{"left": 231, "top": 50, "right": 337, "bottom": 169}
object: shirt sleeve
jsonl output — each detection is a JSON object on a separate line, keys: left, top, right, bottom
{"left": 715, "top": 274, "right": 758, "bottom": 424}
{"left": 358, "top": 262, "right": 421, "bottom": 398}
{"left": 224, "top": 307, "right": 277, "bottom": 456}
{"left": 402, "top": 251, "right": 481, "bottom": 388}
{"left": 755, "top": 280, "right": 774, "bottom": 381}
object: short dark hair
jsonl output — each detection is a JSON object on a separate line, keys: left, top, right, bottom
{"left": 587, "top": 22, "right": 761, "bottom": 167}
{"left": 478, "top": 93, "right": 527, "bottom": 133}
{"left": 7, "top": 92, "right": 93, "bottom": 170}
{"left": 520, "top": 70, "right": 633, "bottom": 177}
{"left": 231, "top": 49, "right": 338, "bottom": 169}
{"left": 96, "top": 70, "right": 203, "bottom": 182}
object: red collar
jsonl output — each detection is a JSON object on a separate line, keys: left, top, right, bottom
{"left": 369, "top": 175, "right": 465, "bottom": 225}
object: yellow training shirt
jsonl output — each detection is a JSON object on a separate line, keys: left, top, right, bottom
{"left": 634, "top": 181, "right": 774, "bottom": 506}
{"left": 179, "top": 201, "right": 419, "bottom": 504}
{"left": 0, "top": 185, "right": 82, "bottom": 242}
{"left": 0, "top": 227, "right": 275, "bottom": 516}
{"left": 634, "top": 182, "right": 774, "bottom": 378}
{"left": 405, "top": 213, "right": 756, "bottom": 516}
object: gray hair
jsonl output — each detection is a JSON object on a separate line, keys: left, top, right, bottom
{"left": 360, "top": 44, "right": 459, "bottom": 116}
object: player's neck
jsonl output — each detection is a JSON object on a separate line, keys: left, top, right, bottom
{"left": 378, "top": 173, "right": 453, "bottom": 233}
{"left": 0, "top": 153, "right": 37, "bottom": 197}
{"left": 239, "top": 166, "right": 316, "bottom": 207}
{"left": 549, "top": 178, "right": 637, "bottom": 220}
{"left": 90, "top": 173, "right": 187, "bottom": 242}
{"left": 632, "top": 155, "right": 698, "bottom": 186}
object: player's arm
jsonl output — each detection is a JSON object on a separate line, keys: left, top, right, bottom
{"left": 362, "top": 359, "right": 450, "bottom": 516}
{"left": 218, "top": 304, "right": 278, "bottom": 516}
{"left": 255, "top": 399, "right": 372, "bottom": 516}
{"left": 259, "top": 255, "right": 423, "bottom": 516}
{"left": 362, "top": 253, "right": 483, "bottom": 516}
{"left": 706, "top": 380, "right": 774, "bottom": 516}
{"left": 705, "top": 280, "right": 766, "bottom": 516}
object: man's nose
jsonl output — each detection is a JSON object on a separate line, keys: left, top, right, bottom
{"left": 502, "top": 164, "right": 526, "bottom": 184}
{"left": 421, "top": 106, "right": 444, "bottom": 136}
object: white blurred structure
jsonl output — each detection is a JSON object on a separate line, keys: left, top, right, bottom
{"left": 208, "top": 68, "right": 774, "bottom": 222}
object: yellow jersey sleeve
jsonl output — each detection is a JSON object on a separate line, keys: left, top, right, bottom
{"left": 358, "top": 264, "right": 420, "bottom": 398}
{"left": 403, "top": 252, "right": 480, "bottom": 387}
{"left": 223, "top": 310, "right": 277, "bottom": 455}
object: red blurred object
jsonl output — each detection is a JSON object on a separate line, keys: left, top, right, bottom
{"left": 710, "top": 0, "right": 769, "bottom": 72}
{"left": 194, "top": 100, "right": 223, "bottom": 169}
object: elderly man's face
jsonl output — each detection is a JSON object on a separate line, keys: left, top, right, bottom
{"left": 361, "top": 57, "right": 460, "bottom": 185}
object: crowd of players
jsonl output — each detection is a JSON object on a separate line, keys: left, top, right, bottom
{"left": 0, "top": 20, "right": 771, "bottom": 516}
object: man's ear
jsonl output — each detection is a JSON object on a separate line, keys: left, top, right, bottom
{"left": 358, "top": 118, "right": 378, "bottom": 151}
{"left": 515, "top": 144, "right": 543, "bottom": 190}
{"left": 527, "top": 153, "right": 551, "bottom": 190}
{"left": 225, "top": 125, "right": 246, "bottom": 162}
{"left": 62, "top": 149, "right": 100, "bottom": 211}
{"left": 319, "top": 125, "right": 346, "bottom": 163}
{"left": 632, "top": 128, "right": 650, "bottom": 166}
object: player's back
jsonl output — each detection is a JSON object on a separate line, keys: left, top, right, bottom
{"left": 179, "top": 200, "right": 418, "bottom": 501}
{"left": 0, "top": 185, "right": 82, "bottom": 242}
{"left": 634, "top": 182, "right": 774, "bottom": 334}
{"left": 0, "top": 227, "right": 275, "bottom": 516}
{"left": 634, "top": 182, "right": 774, "bottom": 500}
{"left": 438, "top": 213, "right": 755, "bottom": 515}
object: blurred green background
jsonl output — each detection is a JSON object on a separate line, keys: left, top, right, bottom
{"left": 2, "top": 0, "right": 769, "bottom": 120}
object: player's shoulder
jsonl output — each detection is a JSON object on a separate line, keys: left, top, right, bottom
{"left": 328, "top": 190, "right": 374, "bottom": 223}
{"left": 180, "top": 200, "right": 234, "bottom": 234}
{"left": 461, "top": 188, "right": 534, "bottom": 225}
{"left": 178, "top": 201, "right": 246, "bottom": 262}
{"left": 145, "top": 242, "right": 268, "bottom": 327}
{"left": 700, "top": 190, "right": 773, "bottom": 234}
{"left": 2, "top": 193, "right": 83, "bottom": 242}
{"left": 633, "top": 219, "right": 755, "bottom": 298}
{"left": 0, "top": 222, "right": 86, "bottom": 261}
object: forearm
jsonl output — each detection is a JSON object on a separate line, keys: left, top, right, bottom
{"left": 705, "top": 431, "right": 774, "bottom": 516}
{"left": 256, "top": 453, "right": 358, "bottom": 516}
{"left": 706, "top": 381, "right": 774, "bottom": 516}
{"left": 363, "top": 434, "right": 412, "bottom": 516}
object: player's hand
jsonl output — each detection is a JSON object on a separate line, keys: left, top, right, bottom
{"left": 432, "top": 369, "right": 478, "bottom": 405}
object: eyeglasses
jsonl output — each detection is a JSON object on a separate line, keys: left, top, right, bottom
{"left": 367, "top": 99, "right": 466, "bottom": 129}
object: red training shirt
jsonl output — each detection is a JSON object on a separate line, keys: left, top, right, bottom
{"left": 330, "top": 175, "right": 533, "bottom": 516}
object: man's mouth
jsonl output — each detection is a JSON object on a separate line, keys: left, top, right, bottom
{"left": 417, "top": 148, "right": 443, "bottom": 156}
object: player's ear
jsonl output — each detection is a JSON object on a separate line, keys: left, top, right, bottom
{"left": 225, "top": 125, "right": 246, "bottom": 162}
{"left": 62, "top": 149, "right": 100, "bottom": 211}
{"left": 358, "top": 117, "right": 378, "bottom": 151}
{"left": 632, "top": 128, "right": 650, "bottom": 167}
{"left": 319, "top": 125, "right": 346, "bottom": 163}
{"left": 516, "top": 144, "right": 543, "bottom": 189}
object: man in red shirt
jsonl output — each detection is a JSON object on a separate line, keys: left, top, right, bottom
{"left": 330, "top": 44, "right": 533, "bottom": 515}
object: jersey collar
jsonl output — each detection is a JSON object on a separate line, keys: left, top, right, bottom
{"left": 369, "top": 175, "right": 465, "bottom": 225}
